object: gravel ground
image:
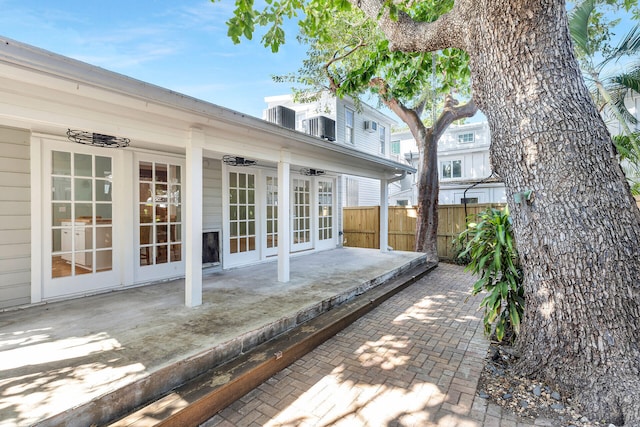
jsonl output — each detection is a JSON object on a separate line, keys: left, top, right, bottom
{"left": 477, "top": 343, "right": 616, "bottom": 427}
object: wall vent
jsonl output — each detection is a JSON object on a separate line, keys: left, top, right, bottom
{"left": 203, "top": 231, "right": 220, "bottom": 266}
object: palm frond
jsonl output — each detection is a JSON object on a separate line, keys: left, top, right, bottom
{"left": 601, "top": 24, "right": 640, "bottom": 67}
{"left": 569, "top": 0, "right": 595, "bottom": 57}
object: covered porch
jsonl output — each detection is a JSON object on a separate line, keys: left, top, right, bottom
{"left": 0, "top": 247, "right": 427, "bottom": 426}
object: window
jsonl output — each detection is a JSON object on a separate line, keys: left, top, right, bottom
{"left": 228, "top": 171, "right": 256, "bottom": 254}
{"left": 391, "top": 140, "right": 401, "bottom": 155}
{"left": 461, "top": 197, "right": 478, "bottom": 204}
{"left": 458, "top": 132, "right": 474, "bottom": 143}
{"left": 441, "top": 160, "right": 462, "bottom": 179}
{"left": 345, "top": 108, "right": 354, "bottom": 144}
{"left": 379, "top": 125, "right": 386, "bottom": 154}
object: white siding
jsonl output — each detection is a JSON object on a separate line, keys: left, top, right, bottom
{"left": 0, "top": 126, "right": 30, "bottom": 309}
{"left": 203, "top": 158, "right": 222, "bottom": 232}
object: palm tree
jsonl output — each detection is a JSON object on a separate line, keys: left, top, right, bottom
{"left": 569, "top": 0, "right": 640, "bottom": 192}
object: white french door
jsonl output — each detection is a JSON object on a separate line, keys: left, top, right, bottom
{"left": 44, "top": 142, "right": 119, "bottom": 299}
{"left": 135, "top": 155, "right": 185, "bottom": 283}
{"left": 316, "top": 178, "right": 336, "bottom": 250}
{"left": 224, "top": 168, "right": 259, "bottom": 267}
{"left": 291, "top": 177, "right": 313, "bottom": 252}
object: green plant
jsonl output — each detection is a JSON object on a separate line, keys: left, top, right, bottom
{"left": 455, "top": 207, "right": 524, "bottom": 343}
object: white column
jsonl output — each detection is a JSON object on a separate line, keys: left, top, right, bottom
{"left": 278, "top": 153, "right": 291, "bottom": 282}
{"left": 380, "top": 178, "right": 389, "bottom": 252}
{"left": 185, "top": 129, "right": 204, "bottom": 307}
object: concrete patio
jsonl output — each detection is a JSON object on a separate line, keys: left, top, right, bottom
{"left": 0, "top": 247, "right": 426, "bottom": 427}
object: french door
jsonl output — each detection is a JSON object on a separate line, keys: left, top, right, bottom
{"left": 316, "top": 178, "right": 336, "bottom": 250}
{"left": 44, "top": 143, "right": 119, "bottom": 298}
{"left": 224, "top": 169, "right": 259, "bottom": 267}
{"left": 264, "top": 174, "right": 278, "bottom": 257}
{"left": 291, "top": 177, "right": 313, "bottom": 252}
{"left": 135, "top": 155, "right": 185, "bottom": 283}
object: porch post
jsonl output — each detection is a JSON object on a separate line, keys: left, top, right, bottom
{"left": 278, "top": 153, "right": 291, "bottom": 282}
{"left": 185, "top": 129, "right": 204, "bottom": 307}
{"left": 380, "top": 178, "right": 389, "bottom": 252}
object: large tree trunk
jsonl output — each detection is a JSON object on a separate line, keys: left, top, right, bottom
{"left": 360, "top": 0, "right": 640, "bottom": 424}
{"left": 467, "top": 2, "right": 640, "bottom": 425}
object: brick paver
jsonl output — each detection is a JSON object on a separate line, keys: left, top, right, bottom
{"left": 202, "top": 263, "right": 536, "bottom": 427}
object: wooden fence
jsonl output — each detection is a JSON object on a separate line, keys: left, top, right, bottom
{"left": 342, "top": 204, "right": 506, "bottom": 260}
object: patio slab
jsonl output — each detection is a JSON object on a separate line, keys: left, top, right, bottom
{"left": 0, "top": 247, "right": 426, "bottom": 427}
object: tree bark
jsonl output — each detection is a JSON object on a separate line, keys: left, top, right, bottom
{"left": 357, "top": 0, "right": 640, "bottom": 424}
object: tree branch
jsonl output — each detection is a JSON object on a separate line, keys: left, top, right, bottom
{"left": 324, "top": 40, "right": 368, "bottom": 93}
{"left": 369, "top": 77, "right": 423, "bottom": 129}
{"left": 350, "top": 0, "right": 467, "bottom": 52}
{"left": 432, "top": 95, "right": 478, "bottom": 137}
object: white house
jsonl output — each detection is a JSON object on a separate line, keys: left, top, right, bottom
{"left": 0, "top": 37, "right": 414, "bottom": 310}
{"left": 391, "top": 122, "right": 506, "bottom": 206}
{"left": 263, "top": 93, "right": 406, "bottom": 206}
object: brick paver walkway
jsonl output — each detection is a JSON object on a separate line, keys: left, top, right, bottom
{"left": 203, "top": 263, "right": 536, "bottom": 427}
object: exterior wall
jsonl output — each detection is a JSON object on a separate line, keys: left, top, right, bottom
{"left": 203, "top": 158, "right": 223, "bottom": 233}
{"left": 391, "top": 122, "right": 507, "bottom": 206}
{"left": 265, "top": 93, "right": 397, "bottom": 207}
{"left": 0, "top": 126, "right": 31, "bottom": 309}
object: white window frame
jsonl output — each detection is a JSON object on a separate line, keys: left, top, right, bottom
{"left": 441, "top": 159, "right": 463, "bottom": 179}
{"left": 379, "top": 125, "right": 386, "bottom": 154}
{"left": 458, "top": 132, "right": 475, "bottom": 143}
{"left": 390, "top": 140, "right": 401, "bottom": 156}
{"left": 345, "top": 107, "right": 355, "bottom": 144}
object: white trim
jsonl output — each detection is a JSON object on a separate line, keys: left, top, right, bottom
{"left": 30, "top": 135, "right": 43, "bottom": 303}
{"left": 278, "top": 156, "right": 291, "bottom": 282}
{"left": 380, "top": 179, "right": 389, "bottom": 252}
{"left": 185, "top": 131, "right": 203, "bottom": 307}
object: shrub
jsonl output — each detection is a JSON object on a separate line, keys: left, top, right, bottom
{"left": 454, "top": 207, "right": 524, "bottom": 343}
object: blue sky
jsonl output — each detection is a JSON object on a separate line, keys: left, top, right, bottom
{"left": 0, "top": 0, "right": 307, "bottom": 118}
{"left": 0, "top": 1, "right": 636, "bottom": 121}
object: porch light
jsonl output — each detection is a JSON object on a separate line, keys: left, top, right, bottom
{"left": 223, "top": 155, "right": 257, "bottom": 166}
{"left": 300, "top": 168, "right": 325, "bottom": 176}
{"left": 67, "top": 129, "right": 130, "bottom": 148}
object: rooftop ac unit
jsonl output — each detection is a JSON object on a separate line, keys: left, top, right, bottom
{"left": 306, "top": 116, "right": 336, "bottom": 141}
{"left": 266, "top": 105, "right": 296, "bottom": 130}
{"left": 364, "top": 120, "right": 378, "bottom": 133}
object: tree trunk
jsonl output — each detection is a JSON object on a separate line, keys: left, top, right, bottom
{"left": 463, "top": 2, "right": 640, "bottom": 425}
{"left": 379, "top": 91, "right": 477, "bottom": 263}
{"left": 360, "top": 0, "right": 640, "bottom": 424}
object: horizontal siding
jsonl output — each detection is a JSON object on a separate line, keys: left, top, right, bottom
{"left": 0, "top": 172, "right": 30, "bottom": 187}
{"left": 203, "top": 159, "right": 222, "bottom": 232}
{"left": 0, "top": 243, "right": 30, "bottom": 258}
{"left": 0, "top": 157, "right": 30, "bottom": 173}
{"left": 0, "top": 126, "right": 31, "bottom": 309}
{"left": 0, "top": 201, "right": 30, "bottom": 216}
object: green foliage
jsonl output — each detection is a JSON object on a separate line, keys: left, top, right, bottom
{"left": 614, "top": 132, "right": 640, "bottom": 195}
{"left": 455, "top": 208, "right": 524, "bottom": 343}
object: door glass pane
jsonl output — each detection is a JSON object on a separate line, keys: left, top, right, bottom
{"left": 155, "top": 164, "right": 168, "bottom": 183}
{"left": 52, "top": 203, "right": 71, "bottom": 226}
{"left": 95, "top": 180, "right": 112, "bottom": 202}
{"left": 140, "top": 183, "right": 153, "bottom": 203}
{"left": 52, "top": 151, "right": 71, "bottom": 175}
{"left": 75, "top": 203, "right": 93, "bottom": 223}
{"left": 74, "top": 178, "right": 93, "bottom": 201}
{"left": 95, "top": 156, "right": 112, "bottom": 179}
{"left": 52, "top": 177, "right": 71, "bottom": 200}
{"left": 96, "top": 204, "right": 113, "bottom": 221}
{"left": 140, "top": 162, "right": 153, "bottom": 181}
{"left": 170, "top": 165, "right": 181, "bottom": 183}
{"left": 96, "top": 227, "right": 112, "bottom": 249}
{"left": 96, "top": 250, "right": 112, "bottom": 272}
{"left": 74, "top": 153, "right": 92, "bottom": 177}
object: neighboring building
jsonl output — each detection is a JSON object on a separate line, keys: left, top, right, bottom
{"left": 264, "top": 93, "right": 405, "bottom": 206}
{"left": 391, "top": 122, "right": 507, "bottom": 206}
{"left": 0, "top": 38, "right": 414, "bottom": 310}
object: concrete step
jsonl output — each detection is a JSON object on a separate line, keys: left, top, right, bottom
{"left": 107, "top": 262, "right": 437, "bottom": 427}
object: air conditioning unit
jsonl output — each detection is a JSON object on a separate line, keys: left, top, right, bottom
{"left": 305, "top": 116, "right": 336, "bottom": 141}
{"left": 266, "top": 105, "right": 296, "bottom": 130}
{"left": 364, "top": 120, "right": 378, "bottom": 133}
